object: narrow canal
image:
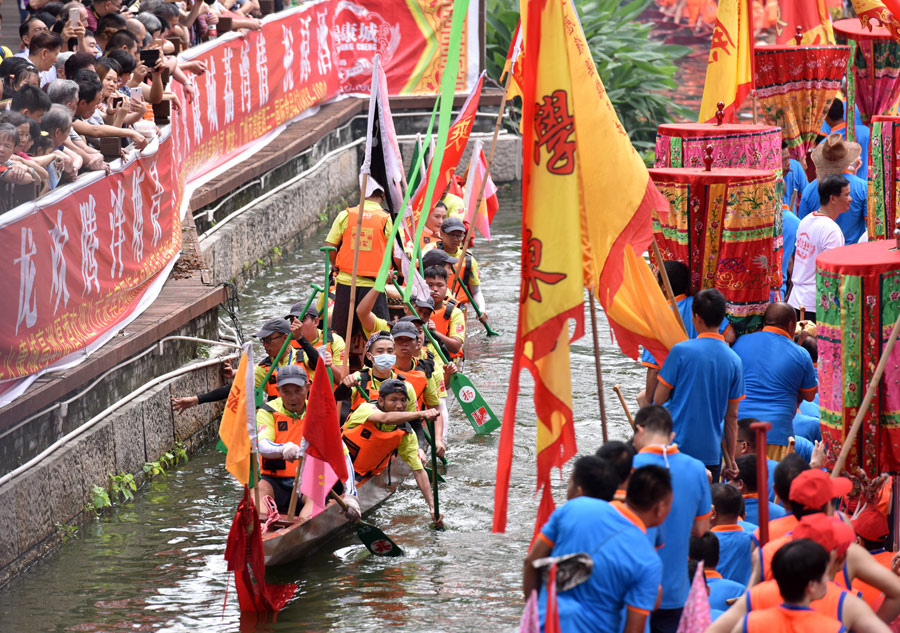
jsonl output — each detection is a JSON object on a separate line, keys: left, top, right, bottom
{"left": 0, "top": 187, "right": 644, "bottom": 631}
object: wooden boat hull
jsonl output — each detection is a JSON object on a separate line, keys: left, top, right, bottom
{"left": 262, "top": 457, "right": 411, "bottom": 566}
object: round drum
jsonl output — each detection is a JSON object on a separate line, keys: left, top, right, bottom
{"left": 817, "top": 240, "right": 900, "bottom": 476}
{"left": 648, "top": 167, "right": 780, "bottom": 333}
{"left": 654, "top": 123, "right": 782, "bottom": 172}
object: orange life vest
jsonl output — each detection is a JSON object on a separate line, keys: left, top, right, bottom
{"left": 742, "top": 604, "right": 844, "bottom": 633}
{"left": 342, "top": 419, "right": 405, "bottom": 478}
{"left": 334, "top": 202, "right": 390, "bottom": 278}
{"left": 291, "top": 337, "right": 333, "bottom": 380}
{"left": 438, "top": 241, "right": 474, "bottom": 305}
{"left": 349, "top": 369, "right": 396, "bottom": 410}
{"left": 430, "top": 298, "right": 464, "bottom": 359}
{"left": 747, "top": 579, "right": 847, "bottom": 621}
{"left": 259, "top": 404, "right": 305, "bottom": 478}
{"left": 257, "top": 348, "right": 298, "bottom": 399}
{"left": 393, "top": 358, "right": 432, "bottom": 409}
{"left": 852, "top": 550, "right": 893, "bottom": 609}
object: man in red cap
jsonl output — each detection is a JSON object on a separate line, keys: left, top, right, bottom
{"left": 755, "top": 469, "right": 900, "bottom": 623}
{"left": 709, "top": 514, "right": 890, "bottom": 633}
{"left": 852, "top": 509, "right": 894, "bottom": 610}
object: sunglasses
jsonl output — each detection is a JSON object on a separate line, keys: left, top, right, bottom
{"left": 261, "top": 334, "right": 285, "bottom": 345}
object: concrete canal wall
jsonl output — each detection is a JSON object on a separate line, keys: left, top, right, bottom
{"left": 0, "top": 98, "right": 520, "bottom": 588}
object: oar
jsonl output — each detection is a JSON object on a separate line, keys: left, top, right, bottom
{"left": 455, "top": 274, "right": 500, "bottom": 337}
{"left": 391, "top": 279, "right": 500, "bottom": 435}
{"left": 612, "top": 384, "right": 636, "bottom": 431}
{"left": 426, "top": 415, "right": 442, "bottom": 529}
{"left": 328, "top": 490, "right": 403, "bottom": 557}
{"left": 320, "top": 246, "right": 336, "bottom": 386}
{"left": 422, "top": 423, "right": 449, "bottom": 466}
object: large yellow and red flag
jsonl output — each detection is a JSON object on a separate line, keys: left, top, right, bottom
{"left": 218, "top": 342, "right": 258, "bottom": 486}
{"left": 851, "top": 0, "right": 900, "bottom": 41}
{"left": 776, "top": 0, "right": 835, "bottom": 44}
{"left": 492, "top": 0, "right": 686, "bottom": 535}
{"left": 698, "top": 0, "right": 754, "bottom": 123}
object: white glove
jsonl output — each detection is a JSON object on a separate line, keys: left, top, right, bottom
{"left": 342, "top": 495, "right": 361, "bottom": 522}
{"left": 282, "top": 442, "right": 302, "bottom": 461}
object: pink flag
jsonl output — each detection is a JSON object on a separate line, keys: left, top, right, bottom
{"left": 676, "top": 562, "right": 712, "bottom": 633}
{"left": 463, "top": 141, "right": 496, "bottom": 241}
{"left": 520, "top": 590, "right": 540, "bottom": 633}
{"left": 300, "top": 454, "right": 339, "bottom": 512}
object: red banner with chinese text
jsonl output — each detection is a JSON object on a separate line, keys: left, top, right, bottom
{"left": 0, "top": 0, "right": 481, "bottom": 392}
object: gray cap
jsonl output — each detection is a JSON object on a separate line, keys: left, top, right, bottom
{"left": 423, "top": 249, "right": 457, "bottom": 268}
{"left": 441, "top": 216, "right": 466, "bottom": 234}
{"left": 287, "top": 301, "right": 318, "bottom": 320}
{"left": 390, "top": 321, "right": 419, "bottom": 339}
{"left": 254, "top": 317, "right": 291, "bottom": 338}
{"left": 413, "top": 295, "right": 435, "bottom": 311}
{"left": 276, "top": 364, "right": 308, "bottom": 387}
{"left": 399, "top": 314, "right": 424, "bottom": 326}
{"left": 378, "top": 377, "right": 408, "bottom": 398}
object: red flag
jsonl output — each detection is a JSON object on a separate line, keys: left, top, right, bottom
{"left": 410, "top": 73, "right": 485, "bottom": 216}
{"left": 776, "top": 0, "right": 835, "bottom": 44}
{"left": 223, "top": 486, "right": 296, "bottom": 613}
{"left": 302, "top": 357, "right": 349, "bottom": 483}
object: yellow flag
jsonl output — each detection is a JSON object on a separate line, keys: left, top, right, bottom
{"left": 218, "top": 343, "right": 256, "bottom": 485}
{"left": 698, "top": 0, "right": 754, "bottom": 123}
{"left": 851, "top": 0, "right": 900, "bottom": 42}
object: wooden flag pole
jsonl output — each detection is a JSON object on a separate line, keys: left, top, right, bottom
{"left": 651, "top": 237, "right": 688, "bottom": 337}
{"left": 832, "top": 310, "right": 900, "bottom": 477}
{"left": 751, "top": 421, "right": 772, "bottom": 545}
{"left": 612, "top": 384, "right": 636, "bottom": 431}
{"left": 286, "top": 454, "right": 305, "bottom": 520}
{"left": 588, "top": 293, "right": 609, "bottom": 443}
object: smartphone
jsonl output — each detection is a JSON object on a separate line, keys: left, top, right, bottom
{"left": 111, "top": 95, "right": 123, "bottom": 108}
{"left": 68, "top": 7, "right": 79, "bottom": 26}
{"left": 129, "top": 86, "right": 143, "bottom": 102}
{"left": 139, "top": 49, "right": 159, "bottom": 67}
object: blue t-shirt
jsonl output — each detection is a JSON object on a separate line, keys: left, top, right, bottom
{"left": 798, "top": 174, "right": 868, "bottom": 245}
{"left": 712, "top": 525, "right": 756, "bottom": 585}
{"left": 793, "top": 412, "right": 821, "bottom": 443}
{"left": 634, "top": 446, "right": 712, "bottom": 610}
{"left": 707, "top": 574, "right": 747, "bottom": 611}
{"left": 738, "top": 519, "right": 758, "bottom": 533}
{"left": 537, "top": 497, "right": 662, "bottom": 633}
{"left": 781, "top": 209, "right": 801, "bottom": 296}
{"left": 782, "top": 159, "right": 808, "bottom": 209}
{"left": 792, "top": 435, "right": 814, "bottom": 462}
{"left": 658, "top": 334, "right": 745, "bottom": 465}
{"left": 799, "top": 399, "right": 819, "bottom": 417}
{"left": 733, "top": 328, "right": 818, "bottom": 446}
{"left": 641, "top": 295, "right": 731, "bottom": 369}
{"left": 743, "top": 495, "right": 787, "bottom": 526}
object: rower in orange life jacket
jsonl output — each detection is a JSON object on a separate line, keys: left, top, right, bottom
{"left": 323, "top": 175, "right": 394, "bottom": 344}
{"left": 253, "top": 317, "right": 317, "bottom": 400}
{"left": 410, "top": 200, "right": 448, "bottom": 254}
{"left": 253, "top": 365, "right": 360, "bottom": 521}
{"left": 424, "top": 265, "right": 467, "bottom": 360}
{"left": 740, "top": 540, "right": 846, "bottom": 633}
{"left": 437, "top": 216, "right": 490, "bottom": 326}
{"left": 341, "top": 377, "right": 444, "bottom": 527}
{"left": 285, "top": 302, "right": 346, "bottom": 382}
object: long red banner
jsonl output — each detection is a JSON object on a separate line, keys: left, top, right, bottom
{"left": 0, "top": 0, "right": 481, "bottom": 394}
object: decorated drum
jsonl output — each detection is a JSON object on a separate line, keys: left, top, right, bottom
{"left": 648, "top": 167, "right": 780, "bottom": 334}
{"left": 867, "top": 116, "right": 900, "bottom": 240}
{"left": 754, "top": 44, "right": 849, "bottom": 162}
{"left": 817, "top": 241, "right": 900, "bottom": 476}
{"left": 654, "top": 123, "right": 782, "bottom": 172}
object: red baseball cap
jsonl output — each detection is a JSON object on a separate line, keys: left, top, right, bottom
{"left": 794, "top": 514, "right": 856, "bottom": 556}
{"left": 789, "top": 469, "right": 852, "bottom": 510}
{"left": 853, "top": 509, "right": 889, "bottom": 542}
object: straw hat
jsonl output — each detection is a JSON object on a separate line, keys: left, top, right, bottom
{"left": 811, "top": 133, "right": 862, "bottom": 177}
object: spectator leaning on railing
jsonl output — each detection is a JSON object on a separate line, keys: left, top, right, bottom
{"left": 47, "top": 77, "right": 108, "bottom": 172}
{"left": 11, "top": 84, "right": 51, "bottom": 122}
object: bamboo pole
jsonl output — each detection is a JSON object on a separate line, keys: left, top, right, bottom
{"left": 650, "top": 237, "right": 688, "bottom": 337}
{"left": 588, "top": 293, "right": 609, "bottom": 443}
{"left": 613, "top": 384, "right": 636, "bottom": 431}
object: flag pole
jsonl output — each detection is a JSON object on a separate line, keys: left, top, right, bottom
{"left": 449, "top": 69, "right": 513, "bottom": 311}
{"left": 588, "top": 292, "right": 609, "bottom": 443}
{"left": 651, "top": 237, "right": 688, "bottom": 336}
{"left": 748, "top": 0, "right": 758, "bottom": 124}
{"left": 342, "top": 55, "right": 380, "bottom": 378}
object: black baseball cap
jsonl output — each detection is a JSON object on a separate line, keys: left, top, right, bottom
{"left": 423, "top": 249, "right": 458, "bottom": 268}
{"left": 379, "top": 378, "right": 408, "bottom": 398}
{"left": 399, "top": 314, "right": 424, "bottom": 326}
{"left": 286, "top": 302, "right": 319, "bottom": 320}
{"left": 254, "top": 318, "right": 291, "bottom": 338}
{"left": 391, "top": 321, "right": 419, "bottom": 339}
{"left": 441, "top": 217, "right": 466, "bottom": 234}
{"left": 276, "top": 364, "right": 308, "bottom": 387}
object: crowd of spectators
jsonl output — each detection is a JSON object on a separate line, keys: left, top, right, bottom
{"left": 0, "top": 0, "right": 272, "bottom": 212}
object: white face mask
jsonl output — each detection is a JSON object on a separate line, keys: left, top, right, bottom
{"left": 372, "top": 353, "right": 396, "bottom": 371}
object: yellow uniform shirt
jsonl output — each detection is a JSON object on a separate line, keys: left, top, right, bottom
{"left": 254, "top": 347, "right": 301, "bottom": 389}
{"left": 344, "top": 402, "right": 423, "bottom": 470}
{"left": 258, "top": 398, "right": 350, "bottom": 455}
{"left": 325, "top": 200, "right": 394, "bottom": 288}
{"left": 363, "top": 315, "right": 391, "bottom": 338}
{"left": 306, "top": 331, "right": 346, "bottom": 367}
{"left": 423, "top": 345, "right": 447, "bottom": 397}
{"left": 445, "top": 245, "right": 481, "bottom": 286}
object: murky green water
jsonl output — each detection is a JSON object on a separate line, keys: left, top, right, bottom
{"left": 0, "top": 187, "right": 644, "bottom": 632}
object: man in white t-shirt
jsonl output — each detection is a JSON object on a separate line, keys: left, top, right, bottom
{"left": 787, "top": 173, "right": 848, "bottom": 322}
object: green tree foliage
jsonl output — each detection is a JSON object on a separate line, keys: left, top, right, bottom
{"left": 485, "top": 0, "right": 692, "bottom": 152}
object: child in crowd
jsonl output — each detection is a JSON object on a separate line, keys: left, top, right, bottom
{"left": 709, "top": 482, "right": 756, "bottom": 584}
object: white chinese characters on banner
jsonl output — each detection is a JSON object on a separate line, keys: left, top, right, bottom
{"left": 14, "top": 227, "right": 37, "bottom": 335}
{"left": 206, "top": 57, "right": 219, "bottom": 133}
{"left": 282, "top": 24, "right": 295, "bottom": 92}
{"left": 222, "top": 46, "right": 235, "bottom": 124}
{"left": 79, "top": 195, "right": 100, "bottom": 296}
{"left": 109, "top": 181, "right": 126, "bottom": 279}
{"left": 240, "top": 40, "right": 252, "bottom": 114}
{"left": 49, "top": 209, "right": 70, "bottom": 314}
{"left": 299, "top": 15, "right": 312, "bottom": 82}
{"left": 148, "top": 163, "right": 164, "bottom": 247}
{"left": 131, "top": 168, "right": 145, "bottom": 261}
{"left": 257, "top": 34, "right": 269, "bottom": 105}
{"left": 317, "top": 10, "right": 332, "bottom": 75}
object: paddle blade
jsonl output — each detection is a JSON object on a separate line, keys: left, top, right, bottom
{"left": 450, "top": 373, "right": 501, "bottom": 435}
{"left": 357, "top": 522, "right": 403, "bottom": 557}
{"left": 425, "top": 466, "right": 447, "bottom": 484}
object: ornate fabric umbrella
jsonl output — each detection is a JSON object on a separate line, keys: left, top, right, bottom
{"left": 654, "top": 123, "right": 781, "bottom": 172}
{"left": 753, "top": 44, "right": 850, "bottom": 162}
{"left": 868, "top": 115, "right": 900, "bottom": 239}
{"left": 833, "top": 18, "right": 900, "bottom": 141}
{"left": 817, "top": 241, "right": 900, "bottom": 476}
{"left": 648, "top": 167, "right": 780, "bottom": 334}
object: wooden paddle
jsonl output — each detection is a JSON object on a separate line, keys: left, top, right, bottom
{"left": 391, "top": 279, "right": 500, "bottom": 435}
{"left": 328, "top": 490, "right": 403, "bottom": 557}
{"left": 612, "top": 384, "right": 636, "bottom": 431}
{"left": 455, "top": 276, "right": 500, "bottom": 337}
